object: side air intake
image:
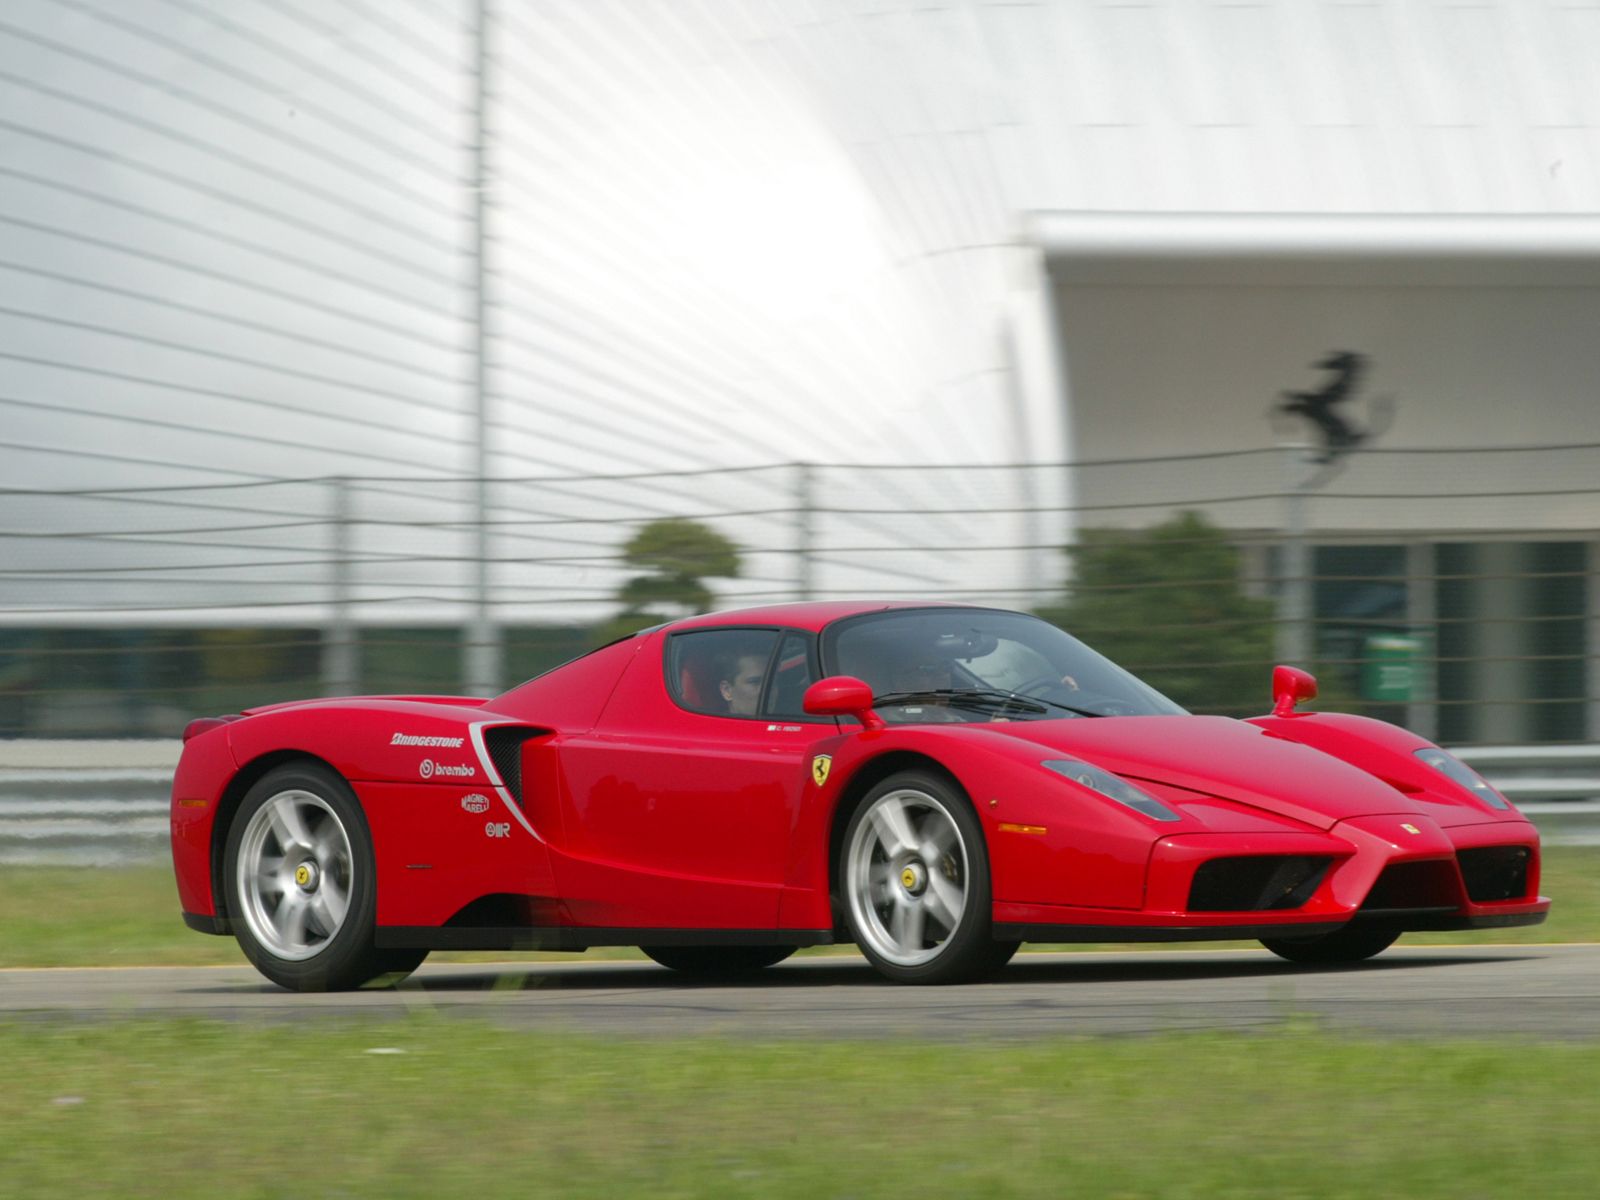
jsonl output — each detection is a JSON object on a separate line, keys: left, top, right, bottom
{"left": 482, "top": 726, "right": 545, "bottom": 806}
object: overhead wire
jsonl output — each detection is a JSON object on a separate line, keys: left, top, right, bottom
{"left": 0, "top": 438, "right": 296, "bottom": 486}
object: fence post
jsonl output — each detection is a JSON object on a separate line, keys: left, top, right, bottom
{"left": 795, "top": 461, "right": 814, "bottom": 601}
{"left": 322, "top": 476, "right": 359, "bottom": 696}
{"left": 1276, "top": 445, "right": 1314, "bottom": 668}
{"left": 1406, "top": 540, "right": 1438, "bottom": 741}
{"left": 1588, "top": 540, "right": 1600, "bottom": 742}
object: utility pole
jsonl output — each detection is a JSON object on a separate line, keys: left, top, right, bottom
{"left": 322, "top": 476, "right": 359, "bottom": 695}
{"left": 1277, "top": 445, "right": 1315, "bottom": 668}
{"left": 795, "top": 462, "right": 814, "bottom": 601}
{"left": 463, "top": 0, "right": 501, "bottom": 696}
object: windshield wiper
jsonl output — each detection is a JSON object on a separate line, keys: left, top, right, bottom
{"left": 873, "top": 688, "right": 1111, "bottom": 719}
{"left": 871, "top": 688, "right": 1050, "bottom": 716}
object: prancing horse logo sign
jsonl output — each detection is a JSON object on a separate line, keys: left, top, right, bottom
{"left": 811, "top": 755, "right": 832, "bottom": 787}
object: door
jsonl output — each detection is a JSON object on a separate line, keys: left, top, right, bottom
{"left": 553, "top": 628, "right": 829, "bottom": 930}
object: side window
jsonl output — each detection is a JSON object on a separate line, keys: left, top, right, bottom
{"left": 764, "top": 632, "right": 818, "bottom": 718}
{"left": 667, "top": 629, "right": 779, "bottom": 718}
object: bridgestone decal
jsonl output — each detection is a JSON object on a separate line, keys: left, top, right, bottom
{"left": 391, "top": 733, "right": 465, "bottom": 748}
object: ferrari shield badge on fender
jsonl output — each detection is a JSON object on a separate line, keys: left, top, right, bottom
{"left": 811, "top": 754, "right": 832, "bottom": 787}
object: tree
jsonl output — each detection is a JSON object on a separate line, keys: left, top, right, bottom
{"left": 1034, "top": 511, "right": 1276, "bottom": 716}
{"left": 602, "top": 518, "right": 742, "bottom": 640}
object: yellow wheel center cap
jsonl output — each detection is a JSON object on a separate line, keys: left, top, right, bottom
{"left": 900, "top": 862, "right": 928, "bottom": 896}
{"left": 294, "top": 862, "right": 317, "bottom": 890}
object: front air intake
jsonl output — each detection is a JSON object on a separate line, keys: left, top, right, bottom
{"left": 1360, "top": 860, "right": 1461, "bottom": 912}
{"left": 482, "top": 726, "right": 544, "bottom": 806}
{"left": 1188, "top": 856, "right": 1333, "bottom": 912}
{"left": 1457, "top": 846, "right": 1532, "bottom": 903}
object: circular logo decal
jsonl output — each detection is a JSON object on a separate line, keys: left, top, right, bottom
{"left": 420, "top": 759, "right": 435, "bottom": 779}
{"left": 294, "top": 864, "right": 311, "bottom": 886}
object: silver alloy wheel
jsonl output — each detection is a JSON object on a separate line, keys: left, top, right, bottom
{"left": 235, "top": 788, "right": 354, "bottom": 962}
{"left": 846, "top": 787, "right": 969, "bottom": 967}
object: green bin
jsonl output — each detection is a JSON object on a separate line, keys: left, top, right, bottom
{"left": 1362, "top": 634, "right": 1419, "bottom": 702}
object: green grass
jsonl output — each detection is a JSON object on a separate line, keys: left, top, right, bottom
{"left": 1, "top": 1019, "right": 1598, "bottom": 1197}
{"left": 3, "top": 846, "right": 1596, "bottom": 970}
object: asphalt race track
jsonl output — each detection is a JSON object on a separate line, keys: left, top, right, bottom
{"left": 4, "top": 945, "right": 1599, "bottom": 1039}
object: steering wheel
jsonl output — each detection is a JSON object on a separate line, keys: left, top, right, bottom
{"left": 1015, "top": 674, "right": 1072, "bottom": 699}
{"left": 1013, "top": 675, "right": 1140, "bottom": 717}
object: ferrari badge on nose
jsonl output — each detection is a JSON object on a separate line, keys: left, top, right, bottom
{"left": 812, "top": 755, "right": 832, "bottom": 787}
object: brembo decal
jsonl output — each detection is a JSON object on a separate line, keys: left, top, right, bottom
{"left": 461, "top": 794, "right": 490, "bottom": 814}
{"left": 391, "top": 732, "right": 464, "bottom": 748}
{"left": 420, "top": 759, "right": 474, "bottom": 780}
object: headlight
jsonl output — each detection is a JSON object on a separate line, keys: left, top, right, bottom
{"left": 1042, "top": 759, "right": 1181, "bottom": 822}
{"left": 1413, "top": 748, "right": 1511, "bottom": 810}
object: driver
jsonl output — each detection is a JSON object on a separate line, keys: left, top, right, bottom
{"left": 716, "top": 647, "right": 768, "bottom": 716}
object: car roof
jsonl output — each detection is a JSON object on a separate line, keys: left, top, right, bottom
{"left": 661, "top": 600, "right": 1006, "bottom": 635}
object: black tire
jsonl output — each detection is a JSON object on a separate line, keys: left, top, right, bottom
{"left": 222, "top": 762, "right": 425, "bottom": 991}
{"left": 839, "top": 769, "right": 1004, "bottom": 984}
{"left": 1260, "top": 926, "right": 1400, "bottom": 965}
{"left": 980, "top": 938, "right": 1022, "bottom": 974}
{"left": 640, "top": 945, "right": 796, "bottom": 975}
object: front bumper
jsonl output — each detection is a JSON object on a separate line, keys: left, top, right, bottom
{"left": 993, "top": 814, "right": 1548, "bottom": 942}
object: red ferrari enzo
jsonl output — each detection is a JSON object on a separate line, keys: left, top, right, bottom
{"left": 171, "top": 602, "right": 1547, "bottom": 991}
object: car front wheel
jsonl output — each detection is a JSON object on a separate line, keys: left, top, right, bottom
{"left": 640, "top": 945, "right": 796, "bottom": 974}
{"left": 223, "top": 763, "right": 424, "bottom": 991}
{"left": 841, "top": 770, "right": 1014, "bottom": 984}
{"left": 1260, "top": 926, "right": 1400, "bottom": 965}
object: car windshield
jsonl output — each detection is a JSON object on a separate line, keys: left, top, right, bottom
{"left": 821, "top": 608, "right": 1186, "bottom": 722}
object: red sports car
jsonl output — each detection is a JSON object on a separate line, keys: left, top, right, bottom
{"left": 171, "top": 602, "right": 1548, "bottom": 990}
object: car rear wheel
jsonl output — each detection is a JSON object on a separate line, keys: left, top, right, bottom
{"left": 640, "top": 945, "right": 796, "bottom": 974}
{"left": 841, "top": 770, "right": 1011, "bottom": 984}
{"left": 1260, "top": 926, "right": 1400, "bottom": 964}
{"left": 224, "top": 763, "right": 425, "bottom": 991}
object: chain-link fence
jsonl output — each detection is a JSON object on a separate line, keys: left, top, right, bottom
{"left": 2, "top": 446, "right": 1597, "bottom": 743}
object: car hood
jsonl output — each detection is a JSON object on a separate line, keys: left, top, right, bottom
{"left": 991, "top": 714, "right": 1412, "bottom": 831}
